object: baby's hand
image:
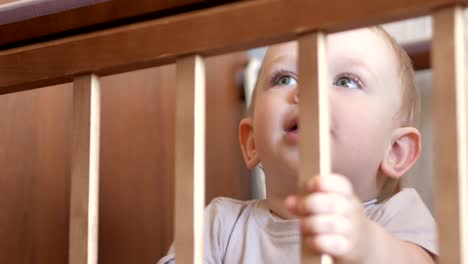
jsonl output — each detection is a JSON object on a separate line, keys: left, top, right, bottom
{"left": 285, "top": 174, "right": 371, "bottom": 263}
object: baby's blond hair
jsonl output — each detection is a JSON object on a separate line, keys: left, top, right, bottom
{"left": 247, "top": 26, "right": 420, "bottom": 202}
{"left": 371, "top": 26, "right": 420, "bottom": 202}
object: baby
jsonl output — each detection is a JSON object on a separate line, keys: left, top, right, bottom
{"left": 158, "top": 26, "right": 437, "bottom": 264}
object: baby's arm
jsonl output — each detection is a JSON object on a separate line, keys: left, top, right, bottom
{"left": 285, "top": 174, "right": 435, "bottom": 264}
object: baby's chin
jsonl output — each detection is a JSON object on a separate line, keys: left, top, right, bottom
{"left": 273, "top": 154, "right": 345, "bottom": 179}
{"left": 269, "top": 157, "right": 300, "bottom": 179}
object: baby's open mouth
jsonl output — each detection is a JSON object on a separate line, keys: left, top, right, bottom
{"left": 285, "top": 118, "right": 299, "bottom": 143}
{"left": 286, "top": 121, "right": 298, "bottom": 132}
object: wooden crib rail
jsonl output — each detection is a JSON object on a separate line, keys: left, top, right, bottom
{"left": 1, "top": 1, "right": 467, "bottom": 264}
{"left": 0, "top": 0, "right": 466, "bottom": 95}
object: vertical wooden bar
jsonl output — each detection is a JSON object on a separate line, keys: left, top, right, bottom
{"left": 174, "top": 55, "right": 206, "bottom": 264}
{"left": 69, "top": 74, "right": 101, "bottom": 264}
{"left": 432, "top": 6, "right": 468, "bottom": 264}
{"left": 298, "top": 33, "right": 332, "bottom": 264}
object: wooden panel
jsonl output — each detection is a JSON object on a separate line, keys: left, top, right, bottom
{"left": 402, "top": 40, "right": 431, "bottom": 71}
{"left": 97, "top": 52, "right": 249, "bottom": 263}
{"left": 298, "top": 33, "right": 332, "bottom": 264}
{"left": 204, "top": 53, "right": 250, "bottom": 203}
{"left": 69, "top": 74, "right": 101, "bottom": 264}
{"left": 432, "top": 5, "right": 468, "bottom": 264}
{"left": 0, "top": 0, "right": 235, "bottom": 48}
{"left": 0, "top": 84, "right": 72, "bottom": 264}
{"left": 97, "top": 64, "right": 179, "bottom": 264}
{"left": 0, "top": 52, "right": 248, "bottom": 264}
{"left": 174, "top": 55, "right": 206, "bottom": 264}
{"left": 0, "top": 0, "right": 465, "bottom": 95}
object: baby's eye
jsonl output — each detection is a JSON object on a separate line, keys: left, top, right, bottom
{"left": 275, "top": 75, "right": 298, "bottom": 86}
{"left": 334, "top": 75, "right": 361, "bottom": 89}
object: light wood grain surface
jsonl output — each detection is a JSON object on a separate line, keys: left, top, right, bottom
{"left": 69, "top": 74, "right": 101, "bottom": 264}
{"left": 299, "top": 32, "right": 332, "bottom": 264}
{"left": 174, "top": 55, "right": 206, "bottom": 264}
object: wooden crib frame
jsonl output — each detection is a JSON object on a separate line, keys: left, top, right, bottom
{"left": 0, "top": 0, "right": 467, "bottom": 263}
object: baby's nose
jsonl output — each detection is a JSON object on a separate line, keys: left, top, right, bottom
{"left": 293, "top": 94, "right": 299, "bottom": 104}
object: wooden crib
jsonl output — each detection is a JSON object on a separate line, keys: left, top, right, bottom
{"left": 0, "top": 0, "right": 466, "bottom": 263}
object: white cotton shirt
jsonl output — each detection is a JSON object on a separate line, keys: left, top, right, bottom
{"left": 157, "top": 188, "right": 437, "bottom": 264}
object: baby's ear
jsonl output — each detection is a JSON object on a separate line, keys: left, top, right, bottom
{"left": 380, "top": 127, "right": 421, "bottom": 179}
{"left": 239, "top": 117, "right": 261, "bottom": 169}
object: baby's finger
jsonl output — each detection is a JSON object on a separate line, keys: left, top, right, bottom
{"left": 307, "top": 174, "right": 353, "bottom": 196}
{"left": 285, "top": 195, "right": 300, "bottom": 216}
{"left": 305, "top": 234, "right": 351, "bottom": 258}
{"left": 301, "top": 193, "right": 351, "bottom": 216}
{"left": 301, "top": 214, "right": 351, "bottom": 236}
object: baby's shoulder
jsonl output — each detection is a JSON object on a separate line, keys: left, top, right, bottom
{"left": 204, "top": 197, "right": 262, "bottom": 258}
{"left": 364, "top": 188, "right": 427, "bottom": 214}
{"left": 206, "top": 197, "right": 257, "bottom": 215}
{"left": 365, "top": 188, "right": 438, "bottom": 255}
{"left": 205, "top": 197, "right": 260, "bottom": 229}
{"left": 385, "top": 188, "right": 424, "bottom": 207}
{"left": 366, "top": 188, "right": 427, "bottom": 219}
{"left": 208, "top": 196, "right": 257, "bottom": 209}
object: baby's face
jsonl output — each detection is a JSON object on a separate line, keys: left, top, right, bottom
{"left": 252, "top": 28, "right": 402, "bottom": 201}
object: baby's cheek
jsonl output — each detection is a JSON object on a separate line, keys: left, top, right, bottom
{"left": 330, "top": 136, "right": 383, "bottom": 200}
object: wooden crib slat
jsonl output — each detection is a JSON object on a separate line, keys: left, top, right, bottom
{"left": 432, "top": 6, "right": 468, "bottom": 264}
{"left": 174, "top": 55, "right": 206, "bottom": 264}
{"left": 298, "top": 33, "right": 332, "bottom": 264}
{"left": 69, "top": 74, "right": 101, "bottom": 264}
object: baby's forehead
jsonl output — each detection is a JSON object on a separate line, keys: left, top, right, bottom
{"left": 260, "top": 28, "right": 399, "bottom": 86}
{"left": 256, "top": 28, "right": 403, "bottom": 111}
{"left": 266, "top": 29, "right": 393, "bottom": 61}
